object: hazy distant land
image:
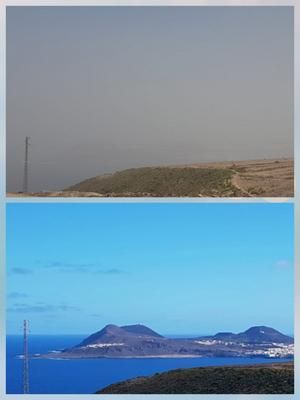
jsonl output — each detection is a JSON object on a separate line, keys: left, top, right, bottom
{"left": 8, "top": 158, "right": 294, "bottom": 198}
{"left": 32, "top": 324, "right": 294, "bottom": 360}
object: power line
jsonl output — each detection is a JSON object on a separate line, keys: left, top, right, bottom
{"left": 23, "top": 137, "right": 30, "bottom": 193}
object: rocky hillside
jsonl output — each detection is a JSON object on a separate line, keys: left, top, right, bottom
{"left": 97, "top": 362, "right": 294, "bottom": 394}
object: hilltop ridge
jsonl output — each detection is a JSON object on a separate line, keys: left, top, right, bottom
{"left": 201, "top": 326, "right": 294, "bottom": 344}
{"left": 64, "top": 158, "right": 293, "bottom": 197}
{"left": 97, "top": 362, "right": 294, "bottom": 394}
{"left": 77, "top": 324, "right": 162, "bottom": 347}
{"left": 8, "top": 158, "right": 293, "bottom": 197}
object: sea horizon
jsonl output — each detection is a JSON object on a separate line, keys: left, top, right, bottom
{"left": 6, "top": 334, "right": 293, "bottom": 394}
{"left": 6, "top": 331, "right": 295, "bottom": 338}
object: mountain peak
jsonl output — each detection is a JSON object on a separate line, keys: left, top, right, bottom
{"left": 213, "top": 332, "right": 235, "bottom": 339}
{"left": 237, "top": 326, "right": 293, "bottom": 344}
{"left": 77, "top": 323, "right": 163, "bottom": 347}
{"left": 121, "top": 324, "right": 163, "bottom": 338}
{"left": 77, "top": 324, "right": 126, "bottom": 347}
{"left": 102, "top": 324, "right": 121, "bottom": 331}
{"left": 244, "top": 326, "right": 277, "bottom": 334}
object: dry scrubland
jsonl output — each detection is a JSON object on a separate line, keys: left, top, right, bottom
{"left": 97, "top": 362, "right": 294, "bottom": 394}
{"left": 8, "top": 158, "right": 293, "bottom": 198}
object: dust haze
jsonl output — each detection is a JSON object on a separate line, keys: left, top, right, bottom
{"left": 7, "top": 6, "right": 293, "bottom": 191}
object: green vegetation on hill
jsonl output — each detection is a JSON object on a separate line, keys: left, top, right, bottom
{"left": 97, "top": 363, "right": 294, "bottom": 394}
{"left": 67, "top": 167, "right": 236, "bottom": 197}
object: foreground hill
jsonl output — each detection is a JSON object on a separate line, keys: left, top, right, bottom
{"left": 66, "top": 166, "right": 235, "bottom": 197}
{"left": 8, "top": 158, "right": 293, "bottom": 197}
{"left": 34, "top": 324, "right": 294, "bottom": 359}
{"left": 65, "top": 158, "right": 293, "bottom": 197}
{"left": 97, "top": 362, "right": 294, "bottom": 394}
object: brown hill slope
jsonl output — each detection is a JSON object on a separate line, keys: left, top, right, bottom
{"left": 97, "top": 362, "right": 294, "bottom": 394}
{"left": 8, "top": 158, "right": 293, "bottom": 197}
{"left": 65, "top": 158, "right": 294, "bottom": 197}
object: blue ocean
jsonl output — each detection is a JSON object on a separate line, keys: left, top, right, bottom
{"left": 6, "top": 335, "right": 292, "bottom": 394}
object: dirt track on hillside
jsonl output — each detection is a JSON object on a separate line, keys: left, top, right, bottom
{"left": 7, "top": 158, "right": 293, "bottom": 198}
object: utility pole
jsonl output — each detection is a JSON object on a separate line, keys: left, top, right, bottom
{"left": 23, "top": 137, "right": 30, "bottom": 193}
{"left": 23, "top": 320, "right": 29, "bottom": 394}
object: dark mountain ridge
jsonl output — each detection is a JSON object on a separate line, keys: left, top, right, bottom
{"left": 77, "top": 324, "right": 162, "bottom": 347}
{"left": 202, "top": 326, "right": 293, "bottom": 344}
{"left": 121, "top": 324, "right": 163, "bottom": 338}
{"left": 34, "top": 323, "right": 293, "bottom": 360}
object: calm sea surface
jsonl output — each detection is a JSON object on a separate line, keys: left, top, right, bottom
{"left": 6, "top": 335, "right": 292, "bottom": 394}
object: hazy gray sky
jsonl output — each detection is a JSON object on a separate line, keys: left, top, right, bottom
{"left": 7, "top": 6, "right": 293, "bottom": 191}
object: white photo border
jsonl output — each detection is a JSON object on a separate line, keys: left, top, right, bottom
{"left": 0, "top": 1, "right": 298, "bottom": 400}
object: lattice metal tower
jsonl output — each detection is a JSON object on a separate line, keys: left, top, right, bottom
{"left": 23, "top": 136, "right": 30, "bottom": 193}
{"left": 23, "top": 320, "right": 29, "bottom": 394}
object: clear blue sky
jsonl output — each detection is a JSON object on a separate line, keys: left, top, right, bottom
{"left": 7, "top": 203, "right": 294, "bottom": 336}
